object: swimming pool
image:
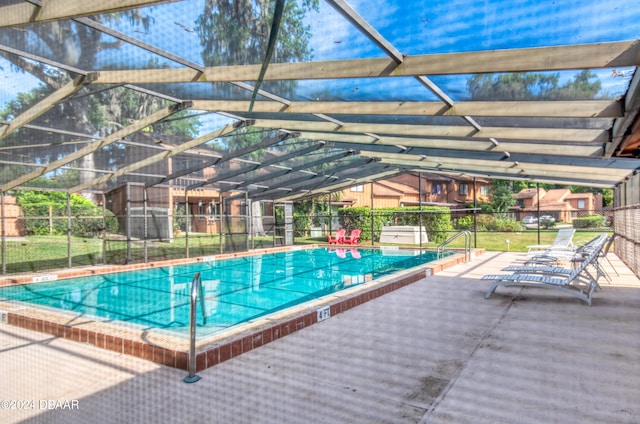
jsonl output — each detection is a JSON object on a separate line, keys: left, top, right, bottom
{"left": 0, "top": 247, "right": 447, "bottom": 338}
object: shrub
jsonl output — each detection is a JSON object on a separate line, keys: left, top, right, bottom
{"left": 572, "top": 215, "right": 604, "bottom": 228}
{"left": 395, "top": 206, "right": 451, "bottom": 244}
{"left": 17, "top": 191, "right": 118, "bottom": 236}
{"left": 539, "top": 217, "right": 556, "bottom": 229}
{"left": 454, "top": 215, "right": 474, "bottom": 230}
{"left": 338, "top": 206, "right": 451, "bottom": 244}
{"left": 488, "top": 218, "right": 522, "bottom": 232}
{"left": 293, "top": 212, "right": 311, "bottom": 237}
{"left": 338, "top": 207, "right": 386, "bottom": 242}
{"left": 474, "top": 214, "right": 496, "bottom": 231}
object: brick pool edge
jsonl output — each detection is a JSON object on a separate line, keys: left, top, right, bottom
{"left": 1, "top": 246, "right": 484, "bottom": 371}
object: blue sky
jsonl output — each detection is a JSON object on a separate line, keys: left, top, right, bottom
{"left": 1, "top": 0, "right": 639, "bottom": 120}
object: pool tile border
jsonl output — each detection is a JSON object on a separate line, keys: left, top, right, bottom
{"left": 0, "top": 246, "right": 483, "bottom": 371}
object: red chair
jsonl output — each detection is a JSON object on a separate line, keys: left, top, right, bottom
{"left": 343, "top": 229, "right": 361, "bottom": 245}
{"left": 328, "top": 228, "right": 346, "bottom": 244}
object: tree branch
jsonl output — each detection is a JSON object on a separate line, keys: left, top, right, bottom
{"left": 0, "top": 52, "right": 65, "bottom": 89}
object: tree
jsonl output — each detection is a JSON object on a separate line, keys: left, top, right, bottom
{"left": 468, "top": 70, "right": 603, "bottom": 197}
{"left": 195, "top": 0, "right": 318, "bottom": 154}
{"left": 488, "top": 180, "right": 515, "bottom": 214}
{"left": 467, "top": 70, "right": 602, "bottom": 100}
{"left": 0, "top": 13, "right": 198, "bottom": 197}
{"left": 194, "top": 0, "right": 319, "bottom": 235}
{"left": 195, "top": 0, "right": 317, "bottom": 99}
{"left": 602, "top": 189, "right": 613, "bottom": 207}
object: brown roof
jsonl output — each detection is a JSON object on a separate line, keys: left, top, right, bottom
{"left": 377, "top": 180, "right": 419, "bottom": 194}
{"left": 542, "top": 189, "right": 570, "bottom": 202}
{"left": 372, "top": 182, "right": 405, "bottom": 197}
{"left": 516, "top": 188, "right": 544, "bottom": 199}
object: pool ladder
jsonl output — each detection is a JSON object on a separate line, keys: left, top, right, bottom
{"left": 184, "top": 272, "right": 207, "bottom": 383}
{"left": 437, "top": 230, "right": 472, "bottom": 262}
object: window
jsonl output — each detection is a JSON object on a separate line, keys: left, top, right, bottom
{"left": 351, "top": 185, "right": 364, "bottom": 192}
{"left": 197, "top": 201, "right": 207, "bottom": 220}
{"left": 209, "top": 202, "right": 220, "bottom": 218}
{"left": 577, "top": 199, "right": 586, "bottom": 209}
{"left": 480, "top": 185, "right": 489, "bottom": 196}
{"left": 431, "top": 183, "right": 442, "bottom": 195}
{"left": 459, "top": 183, "right": 469, "bottom": 195}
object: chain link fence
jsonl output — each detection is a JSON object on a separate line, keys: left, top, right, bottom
{"left": 1, "top": 195, "right": 613, "bottom": 276}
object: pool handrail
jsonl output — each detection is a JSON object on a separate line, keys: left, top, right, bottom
{"left": 184, "top": 272, "right": 206, "bottom": 383}
{"left": 437, "top": 230, "right": 471, "bottom": 262}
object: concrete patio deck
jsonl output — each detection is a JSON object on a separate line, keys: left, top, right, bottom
{"left": 1, "top": 251, "right": 639, "bottom": 423}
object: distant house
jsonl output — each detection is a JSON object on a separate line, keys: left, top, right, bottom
{"left": 514, "top": 188, "right": 602, "bottom": 222}
{"left": 338, "top": 173, "right": 490, "bottom": 209}
{"left": 104, "top": 132, "right": 246, "bottom": 236}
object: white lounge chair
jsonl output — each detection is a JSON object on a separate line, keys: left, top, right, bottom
{"left": 502, "top": 234, "right": 608, "bottom": 286}
{"left": 483, "top": 234, "right": 607, "bottom": 305}
{"left": 570, "top": 234, "right": 617, "bottom": 283}
{"left": 526, "top": 228, "right": 576, "bottom": 256}
{"left": 526, "top": 232, "right": 605, "bottom": 266}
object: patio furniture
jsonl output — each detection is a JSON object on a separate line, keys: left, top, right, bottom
{"left": 570, "top": 234, "right": 618, "bottom": 283}
{"left": 526, "top": 228, "right": 576, "bottom": 256}
{"left": 526, "top": 232, "right": 604, "bottom": 266}
{"left": 483, "top": 234, "right": 607, "bottom": 305}
{"left": 328, "top": 229, "right": 346, "bottom": 244}
{"left": 343, "top": 229, "right": 361, "bottom": 245}
{"left": 503, "top": 234, "right": 608, "bottom": 283}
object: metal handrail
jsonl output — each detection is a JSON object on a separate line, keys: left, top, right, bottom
{"left": 184, "top": 272, "right": 206, "bottom": 383}
{"left": 437, "top": 230, "right": 472, "bottom": 262}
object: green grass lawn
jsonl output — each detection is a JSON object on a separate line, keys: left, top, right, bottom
{"left": 1, "top": 229, "right": 611, "bottom": 275}
{"left": 440, "top": 230, "right": 609, "bottom": 251}
{"left": 295, "top": 229, "right": 611, "bottom": 252}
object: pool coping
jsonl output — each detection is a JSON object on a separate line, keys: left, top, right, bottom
{"left": 0, "top": 245, "right": 484, "bottom": 372}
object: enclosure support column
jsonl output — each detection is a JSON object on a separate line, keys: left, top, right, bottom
{"left": 125, "top": 183, "right": 132, "bottom": 263}
{"left": 1, "top": 192, "right": 5, "bottom": 275}
{"left": 536, "top": 182, "right": 541, "bottom": 245}
{"left": 185, "top": 190, "right": 190, "bottom": 258}
{"left": 328, "top": 194, "right": 332, "bottom": 236}
{"left": 101, "top": 193, "right": 107, "bottom": 265}
{"left": 143, "top": 187, "right": 148, "bottom": 263}
{"left": 370, "top": 181, "right": 375, "bottom": 247}
{"left": 219, "top": 191, "right": 224, "bottom": 254}
{"left": 246, "top": 192, "right": 251, "bottom": 251}
{"left": 67, "top": 193, "right": 72, "bottom": 268}
{"left": 272, "top": 200, "right": 276, "bottom": 247}
{"left": 473, "top": 177, "right": 477, "bottom": 248}
{"left": 418, "top": 173, "right": 423, "bottom": 249}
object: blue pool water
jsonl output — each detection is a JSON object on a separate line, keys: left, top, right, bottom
{"left": 0, "top": 247, "right": 446, "bottom": 338}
